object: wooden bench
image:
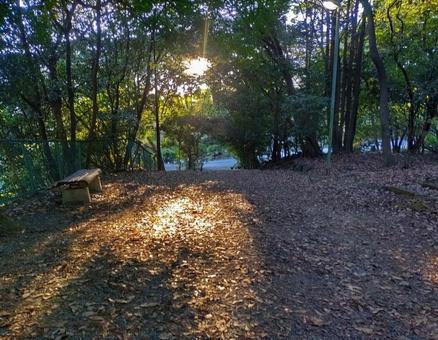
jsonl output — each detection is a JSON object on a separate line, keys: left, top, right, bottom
{"left": 54, "top": 168, "right": 102, "bottom": 203}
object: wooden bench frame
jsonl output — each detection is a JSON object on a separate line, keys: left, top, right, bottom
{"left": 54, "top": 168, "right": 102, "bottom": 203}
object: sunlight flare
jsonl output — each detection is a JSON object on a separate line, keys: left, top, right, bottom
{"left": 184, "top": 57, "right": 211, "bottom": 77}
{"left": 322, "top": 0, "right": 340, "bottom": 10}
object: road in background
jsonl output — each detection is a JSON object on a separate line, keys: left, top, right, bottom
{"left": 165, "top": 158, "right": 237, "bottom": 171}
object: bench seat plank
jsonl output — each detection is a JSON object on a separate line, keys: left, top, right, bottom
{"left": 55, "top": 168, "right": 102, "bottom": 187}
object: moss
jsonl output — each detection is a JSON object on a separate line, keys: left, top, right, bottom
{"left": 408, "top": 199, "right": 429, "bottom": 212}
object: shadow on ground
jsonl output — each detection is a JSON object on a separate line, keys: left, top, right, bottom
{"left": 1, "top": 169, "right": 437, "bottom": 338}
{"left": 1, "top": 173, "right": 269, "bottom": 338}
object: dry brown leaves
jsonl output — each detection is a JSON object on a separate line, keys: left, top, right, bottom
{"left": 0, "top": 154, "right": 437, "bottom": 338}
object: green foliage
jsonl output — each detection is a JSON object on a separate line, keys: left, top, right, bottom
{"left": 0, "top": 0, "right": 437, "bottom": 193}
{"left": 284, "top": 94, "right": 327, "bottom": 145}
{"left": 211, "top": 88, "right": 271, "bottom": 168}
{"left": 0, "top": 141, "right": 53, "bottom": 204}
{"left": 425, "top": 118, "right": 438, "bottom": 153}
{"left": 354, "top": 108, "right": 381, "bottom": 150}
{"left": 373, "top": 0, "right": 438, "bottom": 148}
{"left": 0, "top": 2, "right": 10, "bottom": 28}
{"left": 160, "top": 86, "right": 214, "bottom": 169}
{"left": 164, "top": 115, "right": 207, "bottom": 170}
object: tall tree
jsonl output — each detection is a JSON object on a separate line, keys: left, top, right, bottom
{"left": 361, "top": 0, "right": 394, "bottom": 165}
{"left": 85, "top": 0, "right": 103, "bottom": 166}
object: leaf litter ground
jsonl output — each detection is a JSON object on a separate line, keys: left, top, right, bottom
{"left": 0, "top": 155, "right": 437, "bottom": 338}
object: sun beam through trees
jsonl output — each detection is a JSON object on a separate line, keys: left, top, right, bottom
{"left": 0, "top": 0, "right": 437, "bottom": 338}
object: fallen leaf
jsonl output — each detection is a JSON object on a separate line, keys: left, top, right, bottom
{"left": 355, "top": 326, "right": 374, "bottom": 335}
{"left": 307, "top": 316, "right": 329, "bottom": 327}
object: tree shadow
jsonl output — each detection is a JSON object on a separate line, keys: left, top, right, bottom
{"left": 0, "top": 178, "right": 149, "bottom": 334}
{"left": 131, "top": 170, "right": 438, "bottom": 338}
{"left": 1, "top": 172, "right": 268, "bottom": 338}
{"left": 2, "top": 170, "right": 436, "bottom": 338}
{"left": 188, "top": 170, "right": 438, "bottom": 338}
{"left": 34, "top": 245, "right": 206, "bottom": 338}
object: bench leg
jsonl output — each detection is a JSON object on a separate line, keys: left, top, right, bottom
{"left": 62, "top": 187, "right": 91, "bottom": 204}
{"left": 89, "top": 176, "right": 102, "bottom": 193}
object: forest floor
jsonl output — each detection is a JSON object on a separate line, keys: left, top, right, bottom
{"left": 0, "top": 154, "right": 437, "bottom": 338}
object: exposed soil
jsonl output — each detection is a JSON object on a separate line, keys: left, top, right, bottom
{"left": 0, "top": 155, "right": 437, "bottom": 338}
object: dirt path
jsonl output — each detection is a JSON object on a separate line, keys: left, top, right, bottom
{"left": 0, "top": 165, "right": 437, "bottom": 338}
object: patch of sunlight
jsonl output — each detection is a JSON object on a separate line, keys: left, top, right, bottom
{"left": 423, "top": 256, "right": 438, "bottom": 284}
{"left": 154, "top": 189, "right": 267, "bottom": 337}
{"left": 144, "top": 197, "right": 213, "bottom": 236}
{"left": 199, "top": 180, "right": 220, "bottom": 188}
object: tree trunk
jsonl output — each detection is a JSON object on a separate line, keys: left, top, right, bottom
{"left": 329, "top": 12, "right": 341, "bottom": 153}
{"left": 86, "top": 0, "right": 102, "bottom": 167}
{"left": 271, "top": 136, "right": 280, "bottom": 162}
{"left": 153, "top": 39, "right": 164, "bottom": 171}
{"left": 386, "top": 5, "right": 416, "bottom": 152}
{"left": 361, "top": 0, "right": 394, "bottom": 166}
{"left": 336, "top": 0, "right": 352, "bottom": 152}
{"left": 345, "top": 17, "right": 366, "bottom": 152}
{"left": 47, "top": 53, "right": 72, "bottom": 171}
{"left": 412, "top": 96, "right": 437, "bottom": 152}
{"left": 63, "top": 2, "right": 78, "bottom": 170}
{"left": 36, "top": 112, "right": 59, "bottom": 180}
{"left": 111, "top": 85, "right": 122, "bottom": 169}
{"left": 14, "top": 1, "right": 58, "bottom": 179}
{"left": 154, "top": 68, "right": 165, "bottom": 171}
{"left": 342, "top": 0, "right": 359, "bottom": 152}
{"left": 263, "top": 34, "right": 320, "bottom": 157}
{"left": 123, "top": 31, "right": 154, "bottom": 169}
{"left": 271, "top": 96, "right": 281, "bottom": 162}
{"left": 324, "top": 9, "right": 331, "bottom": 97}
